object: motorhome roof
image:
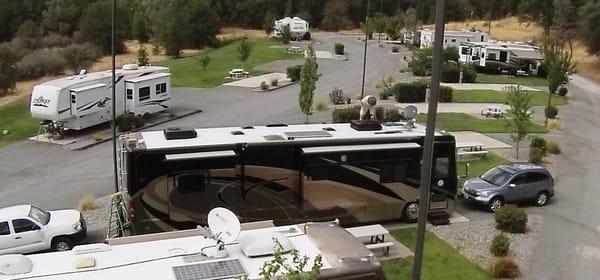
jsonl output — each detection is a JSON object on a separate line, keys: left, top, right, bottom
{"left": 2, "top": 223, "right": 378, "bottom": 280}
{"left": 37, "top": 66, "right": 168, "bottom": 89}
{"left": 136, "top": 122, "right": 444, "bottom": 151}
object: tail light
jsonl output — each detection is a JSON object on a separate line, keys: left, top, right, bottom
{"left": 128, "top": 201, "right": 136, "bottom": 222}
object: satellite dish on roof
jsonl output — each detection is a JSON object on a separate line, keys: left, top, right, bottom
{"left": 403, "top": 105, "right": 418, "bottom": 120}
{"left": 208, "top": 207, "right": 241, "bottom": 243}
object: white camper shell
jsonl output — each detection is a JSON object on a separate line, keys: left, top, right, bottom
{"left": 30, "top": 65, "right": 171, "bottom": 131}
{"left": 272, "top": 16, "right": 309, "bottom": 40}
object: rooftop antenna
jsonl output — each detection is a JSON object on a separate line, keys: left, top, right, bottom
{"left": 205, "top": 207, "right": 241, "bottom": 258}
{"left": 403, "top": 105, "right": 418, "bottom": 131}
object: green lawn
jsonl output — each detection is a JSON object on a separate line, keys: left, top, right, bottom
{"left": 453, "top": 89, "right": 568, "bottom": 106}
{"left": 382, "top": 228, "right": 490, "bottom": 279}
{"left": 476, "top": 73, "right": 548, "bottom": 87}
{"left": 0, "top": 99, "right": 39, "bottom": 148}
{"left": 157, "top": 38, "right": 302, "bottom": 88}
{"left": 417, "top": 113, "right": 548, "bottom": 133}
{"left": 457, "top": 152, "right": 510, "bottom": 188}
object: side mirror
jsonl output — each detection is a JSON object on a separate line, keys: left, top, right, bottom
{"left": 508, "top": 183, "right": 516, "bottom": 188}
{"left": 32, "top": 225, "right": 40, "bottom": 231}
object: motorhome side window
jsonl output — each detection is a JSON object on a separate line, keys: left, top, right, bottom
{"left": 139, "top": 86, "right": 150, "bottom": 101}
{"left": 126, "top": 89, "right": 133, "bottom": 100}
{"left": 156, "top": 83, "right": 167, "bottom": 94}
{"left": 0, "top": 221, "right": 9, "bottom": 235}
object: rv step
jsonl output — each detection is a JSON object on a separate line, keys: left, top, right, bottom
{"left": 428, "top": 212, "right": 450, "bottom": 225}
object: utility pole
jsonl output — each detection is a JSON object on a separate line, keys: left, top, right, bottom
{"left": 412, "top": 0, "right": 446, "bottom": 279}
{"left": 360, "top": 0, "right": 370, "bottom": 99}
{"left": 111, "top": 0, "right": 118, "bottom": 193}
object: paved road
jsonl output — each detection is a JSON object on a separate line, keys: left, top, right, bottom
{"left": 526, "top": 75, "right": 600, "bottom": 279}
{"left": 0, "top": 34, "right": 403, "bottom": 211}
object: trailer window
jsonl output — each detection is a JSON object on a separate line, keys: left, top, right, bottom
{"left": 71, "top": 94, "right": 76, "bottom": 103}
{"left": 156, "top": 83, "right": 167, "bottom": 94}
{"left": 127, "top": 89, "right": 133, "bottom": 100}
{"left": 139, "top": 87, "right": 150, "bottom": 101}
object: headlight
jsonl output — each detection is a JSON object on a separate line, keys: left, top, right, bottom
{"left": 73, "top": 221, "right": 81, "bottom": 230}
{"left": 478, "top": 191, "right": 490, "bottom": 197}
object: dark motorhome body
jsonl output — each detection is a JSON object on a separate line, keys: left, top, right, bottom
{"left": 118, "top": 122, "right": 458, "bottom": 234}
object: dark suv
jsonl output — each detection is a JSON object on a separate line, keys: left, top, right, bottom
{"left": 462, "top": 163, "right": 555, "bottom": 212}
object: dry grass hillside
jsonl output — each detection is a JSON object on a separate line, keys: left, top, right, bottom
{"left": 433, "top": 17, "right": 600, "bottom": 83}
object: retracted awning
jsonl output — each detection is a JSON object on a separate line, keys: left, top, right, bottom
{"left": 164, "top": 150, "right": 236, "bottom": 161}
{"left": 301, "top": 143, "right": 421, "bottom": 154}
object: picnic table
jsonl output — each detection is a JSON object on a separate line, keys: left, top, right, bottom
{"left": 456, "top": 141, "right": 488, "bottom": 160}
{"left": 346, "top": 224, "right": 389, "bottom": 244}
{"left": 229, "top": 68, "right": 249, "bottom": 79}
{"left": 286, "top": 46, "right": 304, "bottom": 54}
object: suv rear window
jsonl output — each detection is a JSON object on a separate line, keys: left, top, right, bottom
{"left": 0, "top": 222, "right": 9, "bottom": 235}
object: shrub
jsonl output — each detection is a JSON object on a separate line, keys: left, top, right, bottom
{"left": 40, "top": 33, "right": 73, "bottom": 48}
{"left": 93, "top": 133, "right": 103, "bottom": 142}
{"left": 151, "top": 44, "right": 161, "bottom": 55}
{"left": 549, "top": 120, "right": 562, "bottom": 131}
{"left": 558, "top": 87, "right": 568, "bottom": 96}
{"left": 260, "top": 81, "right": 269, "bottom": 90}
{"left": 329, "top": 87, "right": 345, "bottom": 105}
{"left": 537, "top": 62, "right": 548, "bottom": 78}
{"left": 332, "top": 106, "right": 383, "bottom": 122}
{"left": 393, "top": 82, "right": 427, "bottom": 102}
{"left": 461, "top": 66, "right": 478, "bottom": 83}
{"left": 286, "top": 65, "right": 302, "bottom": 82}
{"left": 490, "top": 234, "right": 510, "bottom": 257}
{"left": 490, "top": 257, "right": 520, "bottom": 279}
{"left": 302, "top": 31, "right": 311, "bottom": 41}
{"left": 383, "top": 108, "right": 403, "bottom": 122}
{"left": 439, "top": 86, "right": 453, "bottom": 103}
{"left": 16, "top": 50, "right": 67, "bottom": 79}
{"left": 495, "top": 205, "right": 528, "bottom": 233}
{"left": 441, "top": 63, "right": 461, "bottom": 83}
{"left": 334, "top": 43, "right": 345, "bottom": 55}
{"left": 391, "top": 46, "right": 399, "bottom": 53}
{"left": 530, "top": 136, "right": 547, "bottom": 154}
{"left": 270, "top": 78, "right": 278, "bottom": 87}
{"left": 482, "top": 60, "right": 513, "bottom": 74}
{"left": 545, "top": 105, "right": 558, "bottom": 119}
{"left": 77, "top": 195, "right": 97, "bottom": 211}
{"left": 547, "top": 140, "right": 561, "bottom": 154}
{"left": 442, "top": 46, "right": 459, "bottom": 62}
{"left": 62, "top": 43, "right": 101, "bottom": 73}
{"left": 315, "top": 100, "right": 329, "bottom": 112}
{"left": 529, "top": 147, "right": 545, "bottom": 163}
{"left": 137, "top": 45, "right": 149, "bottom": 66}
{"left": 115, "top": 113, "right": 144, "bottom": 132}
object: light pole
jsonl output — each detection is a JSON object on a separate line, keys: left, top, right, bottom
{"left": 360, "top": 0, "right": 370, "bottom": 99}
{"left": 111, "top": 0, "right": 118, "bottom": 193}
{"left": 412, "top": 0, "right": 446, "bottom": 279}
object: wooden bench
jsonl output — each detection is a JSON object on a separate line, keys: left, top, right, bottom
{"left": 366, "top": 241, "right": 394, "bottom": 256}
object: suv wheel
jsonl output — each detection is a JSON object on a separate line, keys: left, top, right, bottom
{"left": 403, "top": 202, "right": 419, "bottom": 223}
{"left": 52, "top": 237, "right": 73, "bottom": 251}
{"left": 488, "top": 197, "right": 504, "bottom": 212}
{"left": 535, "top": 191, "right": 549, "bottom": 206}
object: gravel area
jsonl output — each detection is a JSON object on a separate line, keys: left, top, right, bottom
{"left": 430, "top": 214, "right": 543, "bottom": 276}
{"left": 80, "top": 195, "right": 111, "bottom": 230}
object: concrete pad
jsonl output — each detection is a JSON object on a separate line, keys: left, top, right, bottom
{"left": 223, "top": 73, "right": 288, "bottom": 88}
{"left": 441, "top": 82, "right": 541, "bottom": 92}
{"left": 315, "top": 51, "right": 333, "bottom": 59}
{"left": 451, "top": 131, "right": 512, "bottom": 149}
{"left": 394, "top": 102, "right": 509, "bottom": 115}
{"left": 448, "top": 212, "right": 470, "bottom": 224}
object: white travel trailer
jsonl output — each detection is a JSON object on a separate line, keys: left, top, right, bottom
{"left": 272, "top": 16, "right": 309, "bottom": 40}
{"left": 420, "top": 29, "right": 489, "bottom": 49}
{"left": 30, "top": 65, "right": 171, "bottom": 135}
{"left": 459, "top": 41, "right": 543, "bottom": 74}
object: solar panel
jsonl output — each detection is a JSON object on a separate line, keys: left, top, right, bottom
{"left": 173, "top": 259, "right": 246, "bottom": 280}
{"left": 284, "top": 131, "right": 333, "bottom": 139}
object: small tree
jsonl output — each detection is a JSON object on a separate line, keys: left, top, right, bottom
{"left": 543, "top": 38, "right": 575, "bottom": 126}
{"left": 280, "top": 25, "right": 292, "bottom": 44}
{"left": 260, "top": 239, "right": 323, "bottom": 280}
{"left": 299, "top": 44, "right": 319, "bottom": 123}
{"left": 199, "top": 55, "right": 210, "bottom": 70}
{"left": 262, "top": 13, "right": 276, "bottom": 36}
{"left": 0, "top": 46, "right": 17, "bottom": 97}
{"left": 237, "top": 39, "right": 252, "bottom": 65}
{"left": 137, "top": 45, "right": 149, "bottom": 66}
{"left": 505, "top": 86, "right": 532, "bottom": 159}
{"left": 371, "top": 13, "right": 388, "bottom": 44}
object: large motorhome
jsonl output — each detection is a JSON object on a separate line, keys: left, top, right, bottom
{"left": 30, "top": 64, "right": 171, "bottom": 135}
{"left": 459, "top": 41, "right": 543, "bottom": 74}
{"left": 118, "top": 122, "right": 458, "bottom": 234}
{"left": 272, "top": 16, "right": 309, "bottom": 40}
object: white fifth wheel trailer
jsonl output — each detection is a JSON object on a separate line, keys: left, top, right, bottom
{"left": 30, "top": 64, "right": 171, "bottom": 137}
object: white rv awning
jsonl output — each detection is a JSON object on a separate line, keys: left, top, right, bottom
{"left": 70, "top": 83, "right": 106, "bottom": 92}
{"left": 164, "top": 150, "right": 237, "bottom": 161}
{"left": 126, "top": 72, "right": 171, "bottom": 83}
{"left": 301, "top": 143, "right": 421, "bottom": 154}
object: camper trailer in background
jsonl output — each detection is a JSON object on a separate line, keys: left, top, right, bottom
{"left": 272, "top": 16, "right": 309, "bottom": 40}
{"left": 30, "top": 64, "right": 171, "bottom": 137}
{"left": 459, "top": 41, "right": 543, "bottom": 75}
{"left": 419, "top": 29, "right": 489, "bottom": 49}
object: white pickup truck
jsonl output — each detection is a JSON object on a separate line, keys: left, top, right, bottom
{"left": 0, "top": 205, "right": 86, "bottom": 255}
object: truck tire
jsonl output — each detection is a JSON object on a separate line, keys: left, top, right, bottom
{"left": 52, "top": 237, "right": 73, "bottom": 251}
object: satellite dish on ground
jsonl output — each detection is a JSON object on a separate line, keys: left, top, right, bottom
{"left": 403, "top": 105, "right": 418, "bottom": 120}
{"left": 208, "top": 207, "right": 241, "bottom": 243}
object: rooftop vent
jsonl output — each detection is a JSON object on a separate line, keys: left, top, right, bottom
{"left": 164, "top": 127, "right": 197, "bottom": 140}
{"left": 350, "top": 120, "right": 382, "bottom": 131}
{"left": 265, "top": 123, "right": 288, "bottom": 127}
{"left": 122, "top": 64, "right": 139, "bottom": 70}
